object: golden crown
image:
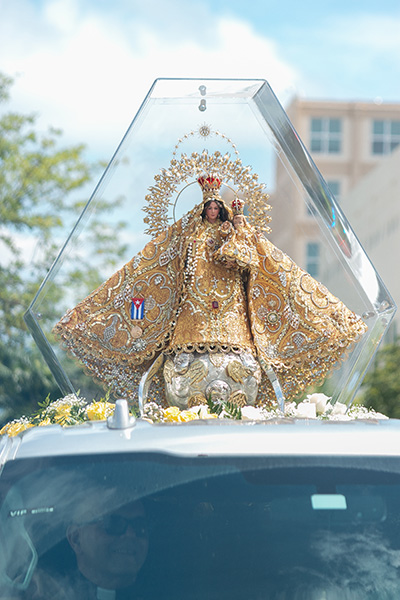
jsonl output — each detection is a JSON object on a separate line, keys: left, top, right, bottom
{"left": 231, "top": 197, "right": 244, "bottom": 215}
{"left": 197, "top": 176, "right": 222, "bottom": 192}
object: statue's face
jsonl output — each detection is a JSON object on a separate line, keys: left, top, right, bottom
{"left": 205, "top": 201, "right": 220, "bottom": 223}
{"left": 233, "top": 215, "right": 245, "bottom": 228}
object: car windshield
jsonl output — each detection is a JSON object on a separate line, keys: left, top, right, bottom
{"left": 1, "top": 453, "right": 400, "bottom": 599}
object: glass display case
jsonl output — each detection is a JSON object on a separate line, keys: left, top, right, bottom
{"left": 24, "top": 78, "right": 396, "bottom": 410}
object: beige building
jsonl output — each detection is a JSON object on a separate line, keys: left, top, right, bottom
{"left": 270, "top": 97, "right": 400, "bottom": 284}
{"left": 334, "top": 144, "right": 400, "bottom": 332}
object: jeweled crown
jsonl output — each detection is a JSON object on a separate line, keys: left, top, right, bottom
{"left": 197, "top": 175, "right": 222, "bottom": 192}
{"left": 231, "top": 197, "right": 244, "bottom": 215}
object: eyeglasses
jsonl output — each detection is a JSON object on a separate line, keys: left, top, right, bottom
{"left": 89, "top": 514, "right": 148, "bottom": 537}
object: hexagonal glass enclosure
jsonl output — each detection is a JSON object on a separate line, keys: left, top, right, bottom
{"left": 25, "top": 78, "right": 396, "bottom": 411}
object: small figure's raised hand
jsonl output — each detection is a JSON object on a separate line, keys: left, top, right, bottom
{"left": 220, "top": 221, "right": 233, "bottom": 235}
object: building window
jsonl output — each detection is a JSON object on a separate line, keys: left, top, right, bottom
{"left": 372, "top": 120, "right": 400, "bottom": 155}
{"left": 306, "top": 242, "right": 320, "bottom": 278}
{"left": 306, "top": 180, "right": 341, "bottom": 217}
{"left": 310, "top": 118, "right": 342, "bottom": 154}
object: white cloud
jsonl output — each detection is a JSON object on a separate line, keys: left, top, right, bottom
{"left": 0, "top": 0, "right": 299, "bottom": 159}
{"left": 43, "top": 0, "right": 81, "bottom": 32}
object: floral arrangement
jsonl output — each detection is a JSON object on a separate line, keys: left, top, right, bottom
{"left": 0, "top": 394, "right": 116, "bottom": 437}
{"left": 0, "top": 392, "right": 388, "bottom": 438}
{"left": 145, "top": 393, "right": 388, "bottom": 423}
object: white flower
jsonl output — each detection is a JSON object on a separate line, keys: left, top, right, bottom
{"left": 328, "top": 413, "right": 352, "bottom": 421}
{"left": 241, "top": 406, "right": 265, "bottom": 420}
{"left": 307, "top": 393, "right": 330, "bottom": 415}
{"left": 186, "top": 404, "right": 208, "bottom": 419}
{"left": 295, "top": 401, "right": 317, "bottom": 419}
{"left": 331, "top": 402, "right": 347, "bottom": 416}
{"left": 347, "top": 405, "right": 389, "bottom": 420}
{"left": 143, "top": 402, "right": 164, "bottom": 422}
{"left": 185, "top": 405, "right": 217, "bottom": 420}
{"left": 284, "top": 402, "right": 298, "bottom": 418}
{"left": 195, "top": 405, "right": 212, "bottom": 419}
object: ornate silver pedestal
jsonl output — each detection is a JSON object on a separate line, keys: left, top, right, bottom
{"left": 163, "top": 351, "right": 261, "bottom": 410}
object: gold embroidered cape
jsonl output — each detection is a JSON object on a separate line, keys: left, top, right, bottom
{"left": 216, "top": 221, "right": 367, "bottom": 401}
{"left": 54, "top": 207, "right": 367, "bottom": 405}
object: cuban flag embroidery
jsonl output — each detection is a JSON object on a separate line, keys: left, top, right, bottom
{"left": 131, "top": 298, "right": 145, "bottom": 320}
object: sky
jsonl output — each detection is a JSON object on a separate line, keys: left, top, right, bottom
{"left": 1, "top": 0, "right": 400, "bottom": 163}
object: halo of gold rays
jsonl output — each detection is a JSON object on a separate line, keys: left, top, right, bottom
{"left": 143, "top": 127, "right": 272, "bottom": 239}
{"left": 171, "top": 124, "right": 240, "bottom": 158}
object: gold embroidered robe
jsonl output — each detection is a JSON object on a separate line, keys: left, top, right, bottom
{"left": 53, "top": 205, "right": 366, "bottom": 405}
{"left": 169, "top": 218, "right": 255, "bottom": 355}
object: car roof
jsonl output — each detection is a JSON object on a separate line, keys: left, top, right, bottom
{"left": 2, "top": 417, "right": 400, "bottom": 466}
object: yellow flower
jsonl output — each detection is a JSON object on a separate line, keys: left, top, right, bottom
{"left": 163, "top": 407, "right": 201, "bottom": 422}
{"left": 0, "top": 424, "right": 9, "bottom": 436}
{"left": 163, "top": 406, "right": 182, "bottom": 422}
{"left": 86, "top": 401, "right": 115, "bottom": 421}
{"left": 179, "top": 410, "right": 198, "bottom": 422}
{"left": 38, "top": 418, "right": 51, "bottom": 427}
{"left": 53, "top": 403, "right": 72, "bottom": 423}
{"left": 4, "top": 422, "right": 34, "bottom": 437}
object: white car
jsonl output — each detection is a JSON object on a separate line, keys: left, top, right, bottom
{"left": 1, "top": 400, "right": 399, "bottom": 599}
{"left": 7, "top": 78, "right": 397, "bottom": 599}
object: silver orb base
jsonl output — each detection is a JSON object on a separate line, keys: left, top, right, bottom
{"left": 163, "top": 351, "right": 261, "bottom": 410}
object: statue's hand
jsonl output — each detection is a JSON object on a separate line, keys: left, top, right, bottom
{"left": 220, "top": 221, "right": 233, "bottom": 235}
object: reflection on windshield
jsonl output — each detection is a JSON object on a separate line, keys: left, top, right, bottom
{"left": 1, "top": 455, "right": 400, "bottom": 599}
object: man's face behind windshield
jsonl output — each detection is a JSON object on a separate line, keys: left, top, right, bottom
{"left": 67, "top": 500, "right": 149, "bottom": 590}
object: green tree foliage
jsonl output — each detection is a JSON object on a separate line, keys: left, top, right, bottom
{"left": 360, "top": 341, "right": 400, "bottom": 419}
{"left": 0, "top": 73, "right": 127, "bottom": 424}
